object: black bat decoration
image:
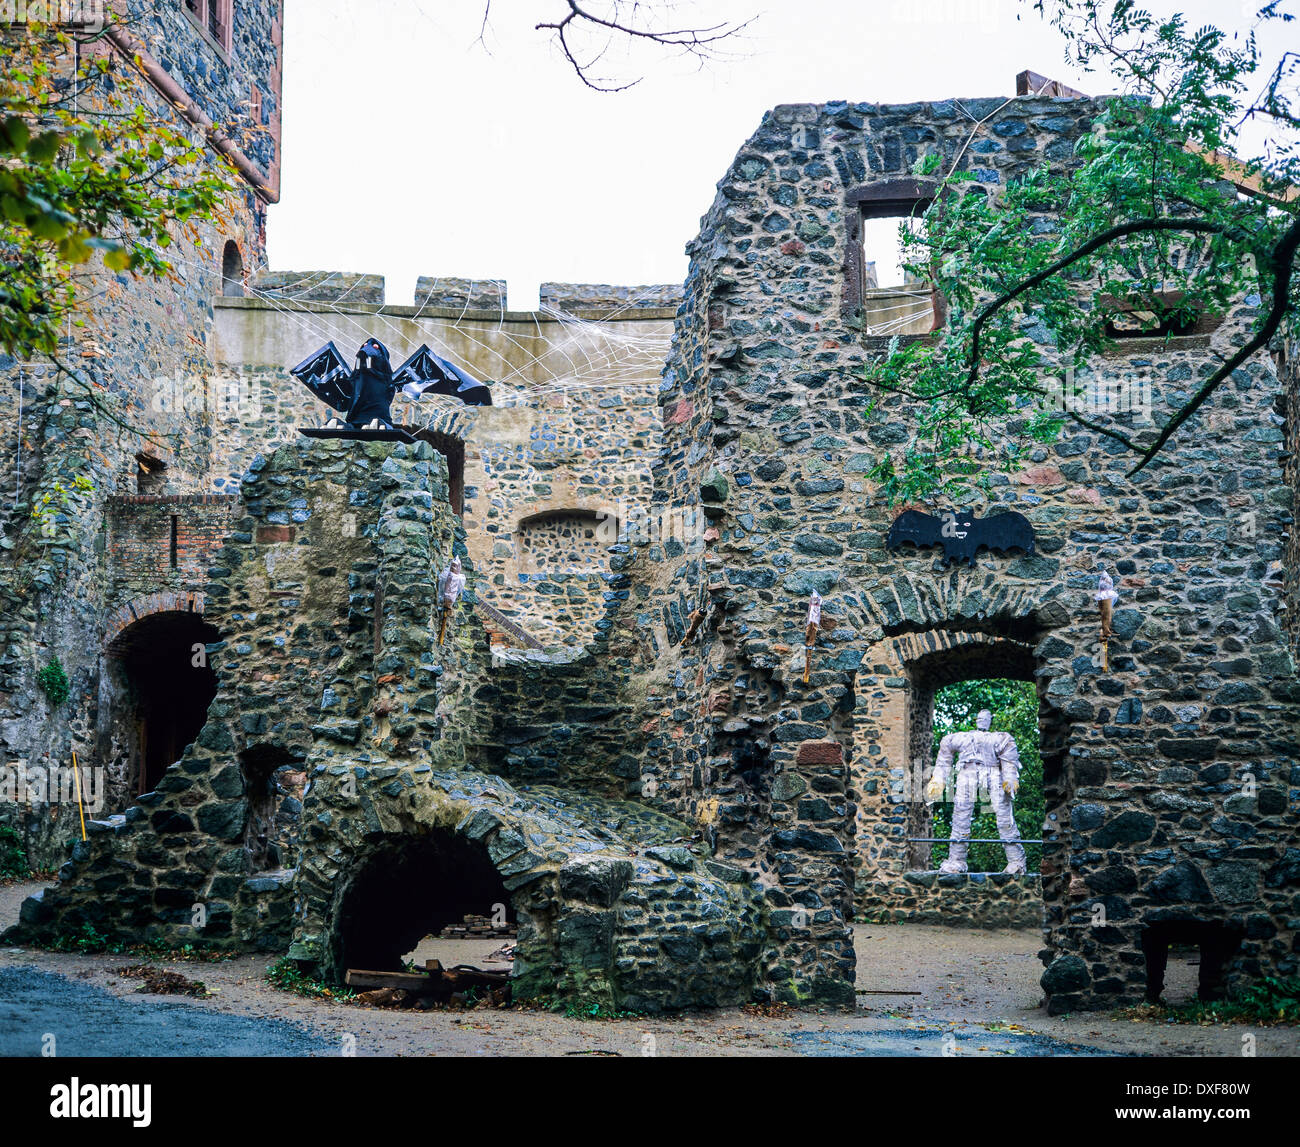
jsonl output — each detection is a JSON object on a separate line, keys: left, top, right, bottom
{"left": 393, "top": 344, "right": 493, "bottom": 407}
{"left": 885, "top": 508, "right": 1035, "bottom": 568}
{"left": 289, "top": 340, "right": 352, "bottom": 413}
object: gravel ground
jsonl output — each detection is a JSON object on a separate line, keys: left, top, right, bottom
{"left": 3, "top": 880, "right": 1296, "bottom": 1057}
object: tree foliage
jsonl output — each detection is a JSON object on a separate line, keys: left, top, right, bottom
{"left": 0, "top": 16, "right": 236, "bottom": 363}
{"left": 863, "top": 0, "right": 1299, "bottom": 504}
{"left": 929, "top": 678, "right": 1044, "bottom": 872}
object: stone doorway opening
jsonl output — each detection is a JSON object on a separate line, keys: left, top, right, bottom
{"left": 106, "top": 611, "right": 220, "bottom": 800}
{"left": 853, "top": 624, "right": 1064, "bottom": 930}
{"left": 923, "top": 677, "right": 1044, "bottom": 876}
{"left": 326, "top": 829, "right": 517, "bottom": 980}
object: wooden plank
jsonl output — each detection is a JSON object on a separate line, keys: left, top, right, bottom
{"left": 345, "top": 969, "right": 431, "bottom": 991}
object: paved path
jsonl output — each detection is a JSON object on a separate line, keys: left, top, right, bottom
{"left": 0, "top": 966, "right": 335, "bottom": 1057}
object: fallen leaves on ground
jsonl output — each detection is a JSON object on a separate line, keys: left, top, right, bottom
{"left": 114, "top": 964, "right": 209, "bottom": 997}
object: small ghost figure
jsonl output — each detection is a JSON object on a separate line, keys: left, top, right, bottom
{"left": 1095, "top": 568, "right": 1119, "bottom": 640}
{"left": 437, "top": 557, "right": 466, "bottom": 645}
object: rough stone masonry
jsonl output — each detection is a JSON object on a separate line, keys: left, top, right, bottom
{"left": 4, "top": 87, "right": 1298, "bottom": 1015}
{"left": 596, "top": 95, "right": 1299, "bottom": 1011}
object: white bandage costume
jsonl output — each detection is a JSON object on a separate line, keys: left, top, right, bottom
{"left": 927, "top": 710, "right": 1026, "bottom": 875}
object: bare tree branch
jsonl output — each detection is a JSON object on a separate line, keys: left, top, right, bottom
{"left": 533, "top": 1, "right": 755, "bottom": 92}
{"left": 1128, "top": 211, "right": 1300, "bottom": 473}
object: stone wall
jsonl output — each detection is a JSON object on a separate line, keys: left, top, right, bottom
{"left": 540, "top": 283, "right": 684, "bottom": 312}
{"left": 6, "top": 440, "right": 765, "bottom": 1013}
{"left": 0, "top": 13, "right": 275, "bottom": 869}
{"left": 210, "top": 294, "right": 669, "bottom": 647}
{"left": 598, "top": 95, "right": 1300, "bottom": 1010}
{"left": 862, "top": 873, "right": 1043, "bottom": 928}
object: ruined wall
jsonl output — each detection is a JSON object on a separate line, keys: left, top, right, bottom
{"left": 602, "top": 95, "right": 1299, "bottom": 1010}
{"left": 210, "top": 290, "right": 670, "bottom": 647}
{"left": 0, "top": 11, "right": 278, "bottom": 868}
{"left": 6, "top": 439, "right": 765, "bottom": 1013}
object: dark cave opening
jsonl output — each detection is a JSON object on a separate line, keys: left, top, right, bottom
{"left": 111, "top": 612, "right": 221, "bottom": 796}
{"left": 329, "top": 830, "right": 516, "bottom": 978}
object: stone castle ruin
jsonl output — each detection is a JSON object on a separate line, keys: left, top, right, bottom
{"left": 2, "top": 4, "right": 1296, "bottom": 1014}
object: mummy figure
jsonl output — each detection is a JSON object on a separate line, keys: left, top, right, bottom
{"left": 436, "top": 557, "right": 466, "bottom": 645}
{"left": 924, "top": 708, "right": 1027, "bottom": 875}
{"left": 1095, "top": 568, "right": 1119, "bottom": 639}
{"left": 438, "top": 557, "right": 466, "bottom": 609}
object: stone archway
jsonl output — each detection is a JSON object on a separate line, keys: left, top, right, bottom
{"left": 848, "top": 598, "right": 1069, "bottom": 932}
{"left": 325, "top": 827, "right": 516, "bottom": 978}
{"left": 101, "top": 595, "right": 221, "bottom": 807}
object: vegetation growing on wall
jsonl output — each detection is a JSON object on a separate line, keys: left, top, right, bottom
{"left": 863, "top": 0, "right": 1299, "bottom": 502}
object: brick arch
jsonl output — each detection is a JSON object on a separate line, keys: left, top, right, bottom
{"left": 104, "top": 590, "right": 206, "bottom": 654}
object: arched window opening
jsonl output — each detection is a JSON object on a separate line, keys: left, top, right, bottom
{"left": 221, "top": 240, "right": 244, "bottom": 297}
{"left": 516, "top": 509, "right": 616, "bottom": 576}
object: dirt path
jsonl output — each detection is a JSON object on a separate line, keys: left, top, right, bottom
{"left": 3, "top": 880, "right": 1295, "bottom": 1057}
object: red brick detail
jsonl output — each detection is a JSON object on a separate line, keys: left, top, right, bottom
{"left": 255, "top": 525, "right": 295, "bottom": 544}
{"left": 667, "top": 399, "right": 694, "bottom": 425}
{"left": 796, "top": 740, "right": 843, "bottom": 766}
{"left": 106, "top": 497, "right": 236, "bottom": 595}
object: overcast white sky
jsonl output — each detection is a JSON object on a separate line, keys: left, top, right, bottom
{"left": 267, "top": 0, "right": 1291, "bottom": 310}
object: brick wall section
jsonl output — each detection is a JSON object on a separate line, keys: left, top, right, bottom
{"left": 105, "top": 496, "right": 238, "bottom": 607}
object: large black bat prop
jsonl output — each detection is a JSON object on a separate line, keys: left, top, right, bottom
{"left": 885, "top": 508, "right": 1035, "bottom": 568}
{"left": 393, "top": 344, "right": 493, "bottom": 407}
{"left": 289, "top": 341, "right": 352, "bottom": 412}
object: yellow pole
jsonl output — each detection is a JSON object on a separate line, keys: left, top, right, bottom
{"left": 71, "top": 750, "right": 87, "bottom": 841}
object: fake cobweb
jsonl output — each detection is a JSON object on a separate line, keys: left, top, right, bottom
{"left": 187, "top": 258, "right": 675, "bottom": 423}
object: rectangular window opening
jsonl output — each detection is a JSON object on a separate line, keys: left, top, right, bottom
{"left": 859, "top": 205, "right": 938, "bottom": 337}
{"left": 169, "top": 515, "right": 179, "bottom": 570}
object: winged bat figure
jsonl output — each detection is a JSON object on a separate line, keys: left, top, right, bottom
{"left": 393, "top": 344, "right": 492, "bottom": 407}
{"left": 290, "top": 339, "right": 492, "bottom": 438}
{"left": 291, "top": 337, "right": 398, "bottom": 431}
{"left": 885, "top": 507, "right": 1035, "bottom": 568}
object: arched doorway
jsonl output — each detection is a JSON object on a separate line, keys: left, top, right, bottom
{"left": 325, "top": 829, "right": 517, "bottom": 981}
{"left": 106, "top": 611, "right": 221, "bottom": 798}
{"left": 902, "top": 637, "right": 1041, "bottom": 874}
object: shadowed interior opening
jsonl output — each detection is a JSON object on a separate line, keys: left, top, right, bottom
{"left": 328, "top": 830, "right": 515, "bottom": 979}
{"left": 1141, "top": 921, "right": 1245, "bottom": 1004}
{"left": 111, "top": 612, "right": 221, "bottom": 797}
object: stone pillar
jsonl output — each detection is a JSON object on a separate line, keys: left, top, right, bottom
{"left": 763, "top": 737, "right": 856, "bottom": 1005}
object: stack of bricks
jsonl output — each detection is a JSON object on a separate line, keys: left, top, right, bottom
{"left": 438, "top": 914, "right": 517, "bottom": 940}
